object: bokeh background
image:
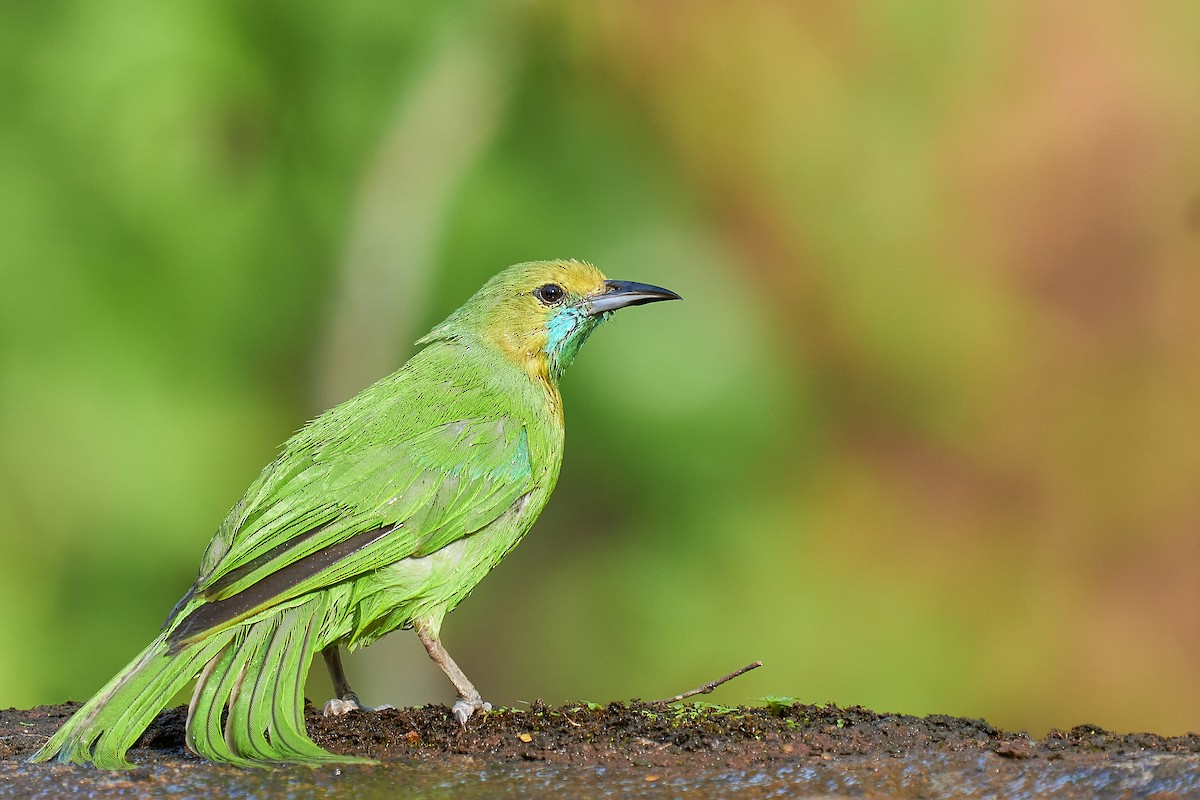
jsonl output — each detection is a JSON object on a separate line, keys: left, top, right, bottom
{"left": 3, "top": 1, "right": 1199, "bottom": 737}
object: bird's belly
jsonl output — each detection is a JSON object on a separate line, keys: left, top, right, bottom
{"left": 338, "top": 515, "right": 533, "bottom": 649}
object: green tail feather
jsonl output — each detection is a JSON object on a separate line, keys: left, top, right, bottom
{"left": 28, "top": 632, "right": 231, "bottom": 769}
{"left": 30, "top": 595, "right": 373, "bottom": 769}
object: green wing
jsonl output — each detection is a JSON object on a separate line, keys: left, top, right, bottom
{"left": 167, "top": 347, "right": 541, "bottom": 645}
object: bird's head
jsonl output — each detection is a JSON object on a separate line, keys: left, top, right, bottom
{"left": 420, "top": 260, "right": 680, "bottom": 384}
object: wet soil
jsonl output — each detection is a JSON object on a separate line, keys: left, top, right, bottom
{"left": 3, "top": 700, "right": 1199, "bottom": 798}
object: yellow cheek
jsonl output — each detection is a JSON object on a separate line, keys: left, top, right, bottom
{"left": 490, "top": 327, "right": 550, "bottom": 375}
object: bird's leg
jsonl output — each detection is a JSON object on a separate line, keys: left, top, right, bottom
{"left": 414, "top": 620, "right": 491, "bottom": 727}
{"left": 320, "top": 645, "right": 394, "bottom": 717}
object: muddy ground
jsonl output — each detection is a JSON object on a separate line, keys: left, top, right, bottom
{"left": 3, "top": 700, "right": 1200, "bottom": 798}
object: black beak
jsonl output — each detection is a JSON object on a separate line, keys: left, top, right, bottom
{"left": 582, "top": 280, "right": 682, "bottom": 316}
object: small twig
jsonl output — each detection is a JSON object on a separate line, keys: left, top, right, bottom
{"left": 651, "top": 661, "right": 763, "bottom": 704}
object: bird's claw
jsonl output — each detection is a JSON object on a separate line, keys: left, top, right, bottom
{"left": 323, "top": 698, "right": 359, "bottom": 717}
{"left": 452, "top": 698, "right": 492, "bottom": 727}
{"left": 322, "top": 697, "right": 395, "bottom": 717}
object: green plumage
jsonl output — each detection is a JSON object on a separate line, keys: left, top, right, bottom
{"left": 30, "top": 260, "right": 678, "bottom": 769}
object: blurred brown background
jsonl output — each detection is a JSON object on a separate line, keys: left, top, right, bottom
{"left": 2, "top": 1, "right": 1198, "bottom": 735}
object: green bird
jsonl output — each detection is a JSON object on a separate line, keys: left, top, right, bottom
{"left": 31, "top": 260, "right": 679, "bottom": 769}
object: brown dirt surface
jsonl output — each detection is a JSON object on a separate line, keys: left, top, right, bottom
{"left": 4, "top": 701, "right": 1200, "bottom": 798}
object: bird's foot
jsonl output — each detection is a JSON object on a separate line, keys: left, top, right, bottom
{"left": 323, "top": 698, "right": 360, "bottom": 717}
{"left": 452, "top": 698, "right": 492, "bottom": 728}
{"left": 322, "top": 694, "right": 395, "bottom": 717}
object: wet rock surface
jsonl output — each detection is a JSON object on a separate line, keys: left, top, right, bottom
{"left": 4, "top": 701, "right": 1199, "bottom": 798}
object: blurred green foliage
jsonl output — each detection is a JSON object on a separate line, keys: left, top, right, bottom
{"left": 3, "top": 1, "right": 1200, "bottom": 736}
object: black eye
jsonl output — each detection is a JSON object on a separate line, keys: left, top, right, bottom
{"left": 534, "top": 283, "right": 566, "bottom": 306}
